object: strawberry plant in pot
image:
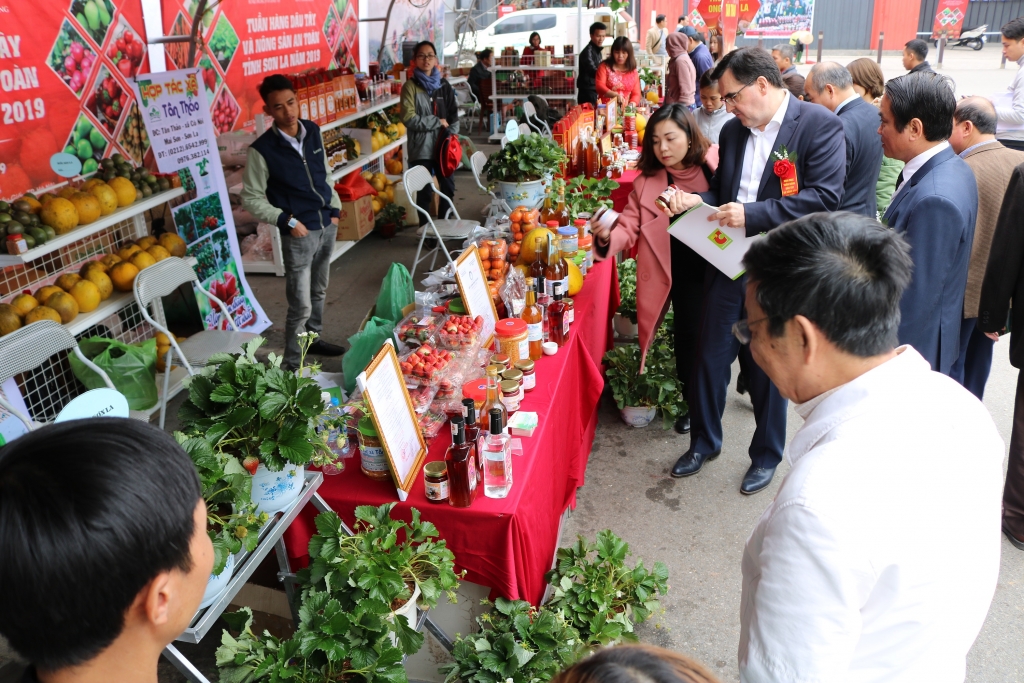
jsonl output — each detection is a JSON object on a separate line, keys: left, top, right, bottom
{"left": 375, "top": 203, "right": 406, "bottom": 239}
{"left": 176, "top": 334, "right": 339, "bottom": 512}
{"left": 483, "top": 133, "right": 566, "bottom": 209}
{"left": 439, "top": 598, "right": 585, "bottom": 683}
{"left": 544, "top": 530, "right": 668, "bottom": 647}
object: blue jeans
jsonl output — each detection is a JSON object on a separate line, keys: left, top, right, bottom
{"left": 281, "top": 224, "right": 337, "bottom": 368}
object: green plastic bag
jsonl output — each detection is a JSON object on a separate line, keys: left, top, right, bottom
{"left": 70, "top": 337, "right": 158, "bottom": 411}
{"left": 375, "top": 263, "right": 414, "bottom": 325}
{"left": 342, "top": 317, "right": 395, "bottom": 394}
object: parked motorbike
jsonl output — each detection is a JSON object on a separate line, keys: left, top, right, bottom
{"left": 933, "top": 24, "right": 987, "bottom": 51}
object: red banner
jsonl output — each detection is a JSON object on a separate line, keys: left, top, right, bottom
{"left": 932, "top": 0, "right": 970, "bottom": 40}
{"left": 0, "top": 1, "right": 151, "bottom": 200}
{"left": 158, "top": 0, "right": 359, "bottom": 134}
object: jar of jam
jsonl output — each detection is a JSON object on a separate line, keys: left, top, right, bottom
{"left": 564, "top": 298, "right": 574, "bottom": 325}
{"left": 515, "top": 359, "right": 536, "bottom": 392}
{"left": 461, "top": 378, "right": 488, "bottom": 414}
{"left": 494, "top": 319, "right": 528, "bottom": 365}
{"left": 489, "top": 352, "right": 511, "bottom": 371}
{"left": 358, "top": 416, "right": 390, "bottom": 480}
{"left": 611, "top": 163, "right": 623, "bottom": 179}
{"left": 501, "top": 367, "right": 524, "bottom": 400}
{"left": 500, "top": 379, "right": 521, "bottom": 414}
{"left": 423, "top": 461, "right": 449, "bottom": 503}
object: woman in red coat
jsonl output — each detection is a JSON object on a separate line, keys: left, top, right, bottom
{"left": 593, "top": 104, "right": 718, "bottom": 433}
{"left": 521, "top": 32, "right": 544, "bottom": 89}
{"left": 595, "top": 36, "right": 642, "bottom": 108}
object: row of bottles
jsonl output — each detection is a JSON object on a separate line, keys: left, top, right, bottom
{"left": 446, "top": 394, "right": 512, "bottom": 507}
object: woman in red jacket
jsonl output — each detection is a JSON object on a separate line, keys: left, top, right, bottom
{"left": 596, "top": 37, "right": 642, "bottom": 108}
{"left": 592, "top": 104, "right": 718, "bottom": 434}
{"left": 521, "top": 32, "right": 544, "bottom": 89}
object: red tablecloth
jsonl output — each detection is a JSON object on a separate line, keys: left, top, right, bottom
{"left": 284, "top": 260, "right": 620, "bottom": 605}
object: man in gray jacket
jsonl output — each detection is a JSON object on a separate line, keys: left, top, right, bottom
{"left": 992, "top": 17, "right": 1024, "bottom": 151}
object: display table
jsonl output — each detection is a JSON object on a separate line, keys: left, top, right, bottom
{"left": 284, "top": 260, "right": 619, "bottom": 605}
{"left": 609, "top": 169, "right": 640, "bottom": 214}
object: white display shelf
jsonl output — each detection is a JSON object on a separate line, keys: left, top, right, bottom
{"left": 240, "top": 254, "right": 279, "bottom": 274}
{"left": 320, "top": 96, "right": 401, "bottom": 134}
{"left": 0, "top": 188, "right": 186, "bottom": 266}
{"left": 491, "top": 64, "right": 575, "bottom": 70}
{"left": 490, "top": 94, "right": 577, "bottom": 99}
{"left": 328, "top": 136, "right": 406, "bottom": 182}
{"left": 331, "top": 239, "right": 360, "bottom": 264}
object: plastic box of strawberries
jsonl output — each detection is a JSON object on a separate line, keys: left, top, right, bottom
{"left": 437, "top": 314, "right": 486, "bottom": 349}
{"left": 399, "top": 344, "right": 458, "bottom": 387}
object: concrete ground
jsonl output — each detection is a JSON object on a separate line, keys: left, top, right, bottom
{"left": 4, "top": 45, "right": 1022, "bottom": 683}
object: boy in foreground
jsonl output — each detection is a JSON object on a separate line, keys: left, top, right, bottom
{"left": 0, "top": 419, "right": 212, "bottom": 683}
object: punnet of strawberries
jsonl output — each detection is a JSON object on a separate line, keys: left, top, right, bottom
{"left": 437, "top": 314, "right": 485, "bottom": 349}
{"left": 400, "top": 345, "right": 455, "bottom": 385}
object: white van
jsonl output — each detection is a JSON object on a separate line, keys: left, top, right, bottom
{"left": 444, "top": 8, "right": 634, "bottom": 62}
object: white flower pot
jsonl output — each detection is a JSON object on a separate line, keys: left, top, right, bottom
{"left": 496, "top": 178, "right": 549, "bottom": 209}
{"left": 620, "top": 405, "right": 657, "bottom": 428}
{"left": 200, "top": 553, "right": 235, "bottom": 610}
{"left": 251, "top": 463, "right": 304, "bottom": 515}
{"left": 389, "top": 583, "right": 422, "bottom": 647}
{"left": 614, "top": 312, "right": 638, "bottom": 339}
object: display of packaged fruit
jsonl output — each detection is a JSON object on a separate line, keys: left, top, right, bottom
{"left": 417, "top": 409, "right": 448, "bottom": 440}
{"left": 399, "top": 345, "right": 456, "bottom": 387}
{"left": 437, "top": 314, "right": 485, "bottom": 349}
{"left": 396, "top": 312, "right": 443, "bottom": 346}
{"left": 407, "top": 384, "right": 438, "bottom": 414}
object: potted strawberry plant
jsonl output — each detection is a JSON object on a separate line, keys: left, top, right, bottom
{"left": 375, "top": 203, "right": 405, "bottom": 239}
{"left": 176, "top": 333, "right": 339, "bottom": 514}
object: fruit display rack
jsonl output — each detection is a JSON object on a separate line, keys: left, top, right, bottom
{"left": 0, "top": 188, "right": 191, "bottom": 423}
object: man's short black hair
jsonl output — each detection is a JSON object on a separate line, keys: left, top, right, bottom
{"left": 743, "top": 212, "right": 913, "bottom": 358}
{"left": 905, "top": 39, "right": 929, "bottom": 61}
{"left": 0, "top": 419, "right": 202, "bottom": 670}
{"left": 258, "top": 74, "right": 294, "bottom": 102}
{"left": 955, "top": 97, "right": 998, "bottom": 135}
{"left": 590, "top": 21, "right": 607, "bottom": 36}
{"left": 884, "top": 71, "right": 956, "bottom": 141}
{"left": 1002, "top": 17, "right": 1024, "bottom": 41}
{"left": 656, "top": 14, "right": 666, "bottom": 24}
{"left": 711, "top": 47, "right": 785, "bottom": 89}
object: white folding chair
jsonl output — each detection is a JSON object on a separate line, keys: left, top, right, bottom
{"left": 470, "top": 150, "right": 513, "bottom": 221}
{"left": 500, "top": 135, "right": 509, "bottom": 148}
{"left": 518, "top": 122, "right": 531, "bottom": 137}
{"left": 133, "top": 257, "right": 259, "bottom": 428}
{"left": 522, "top": 100, "right": 551, "bottom": 136}
{"left": 0, "top": 319, "right": 115, "bottom": 432}
{"left": 453, "top": 81, "right": 480, "bottom": 134}
{"left": 404, "top": 165, "right": 480, "bottom": 278}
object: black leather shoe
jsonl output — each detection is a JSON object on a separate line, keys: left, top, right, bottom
{"left": 1003, "top": 524, "right": 1024, "bottom": 551}
{"left": 308, "top": 339, "right": 346, "bottom": 356}
{"left": 674, "top": 413, "right": 691, "bottom": 434}
{"left": 670, "top": 448, "right": 720, "bottom": 477}
{"left": 740, "top": 465, "right": 776, "bottom": 495}
{"left": 736, "top": 370, "right": 748, "bottom": 395}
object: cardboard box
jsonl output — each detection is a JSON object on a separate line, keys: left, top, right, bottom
{"left": 336, "top": 195, "right": 375, "bottom": 241}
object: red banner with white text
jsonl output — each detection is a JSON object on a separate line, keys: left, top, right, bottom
{"left": 0, "top": 0, "right": 151, "bottom": 200}
{"left": 159, "top": 0, "right": 359, "bottom": 134}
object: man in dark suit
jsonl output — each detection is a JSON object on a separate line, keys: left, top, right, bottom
{"left": 881, "top": 72, "right": 978, "bottom": 376}
{"left": 577, "top": 22, "right": 606, "bottom": 107}
{"left": 978, "top": 160, "right": 1024, "bottom": 552}
{"left": 665, "top": 47, "right": 846, "bottom": 494}
{"left": 804, "top": 61, "right": 883, "bottom": 217}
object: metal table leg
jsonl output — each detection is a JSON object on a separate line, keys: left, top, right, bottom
{"left": 162, "top": 644, "right": 211, "bottom": 683}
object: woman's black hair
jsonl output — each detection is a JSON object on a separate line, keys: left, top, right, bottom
{"left": 529, "top": 32, "right": 542, "bottom": 47}
{"left": 603, "top": 36, "right": 637, "bottom": 72}
{"left": 413, "top": 40, "right": 437, "bottom": 58}
{"left": 637, "top": 103, "right": 710, "bottom": 175}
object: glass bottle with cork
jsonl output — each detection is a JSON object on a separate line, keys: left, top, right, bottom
{"left": 539, "top": 186, "right": 556, "bottom": 226}
{"left": 548, "top": 280, "right": 569, "bottom": 347}
{"left": 445, "top": 415, "right": 478, "bottom": 508}
{"left": 529, "top": 235, "right": 547, "bottom": 291}
{"left": 542, "top": 229, "right": 566, "bottom": 299}
{"left": 522, "top": 277, "right": 544, "bottom": 360}
{"left": 482, "top": 408, "right": 512, "bottom": 498}
{"left": 480, "top": 365, "right": 508, "bottom": 433}
{"left": 555, "top": 182, "right": 571, "bottom": 227}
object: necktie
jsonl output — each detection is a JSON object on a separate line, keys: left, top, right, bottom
{"left": 896, "top": 170, "right": 905, "bottom": 188}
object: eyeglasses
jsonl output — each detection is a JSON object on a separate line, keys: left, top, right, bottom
{"left": 415, "top": 53, "right": 437, "bottom": 61}
{"left": 731, "top": 316, "right": 769, "bottom": 345}
{"left": 722, "top": 81, "right": 754, "bottom": 105}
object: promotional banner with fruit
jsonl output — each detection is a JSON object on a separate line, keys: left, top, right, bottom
{"left": 132, "top": 67, "right": 269, "bottom": 332}
{"left": 159, "top": 0, "right": 359, "bottom": 133}
{"left": 0, "top": 0, "right": 151, "bottom": 200}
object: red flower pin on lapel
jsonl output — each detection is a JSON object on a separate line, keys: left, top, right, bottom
{"left": 773, "top": 146, "right": 799, "bottom": 197}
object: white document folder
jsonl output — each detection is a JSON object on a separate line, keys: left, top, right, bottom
{"left": 667, "top": 203, "right": 762, "bottom": 280}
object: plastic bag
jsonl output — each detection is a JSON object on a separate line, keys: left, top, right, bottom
{"left": 501, "top": 268, "right": 527, "bottom": 318}
{"left": 376, "top": 263, "right": 414, "bottom": 324}
{"left": 335, "top": 171, "right": 378, "bottom": 201}
{"left": 243, "top": 223, "right": 275, "bottom": 261}
{"left": 342, "top": 317, "right": 395, "bottom": 394}
{"left": 69, "top": 337, "right": 158, "bottom": 411}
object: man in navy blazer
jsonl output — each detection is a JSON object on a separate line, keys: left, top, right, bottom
{"left": 665, "top": 47, "right": 846, "bottom": 494}
{"left": 880, "top": 72, "right": 978, "bottom": 375}
{"left": 804, "top": 62, "right": 883, "bottom": 218}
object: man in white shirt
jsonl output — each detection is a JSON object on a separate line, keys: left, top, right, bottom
{"left": 664, "top": 47, "right": 845, "bottom": 494}
{"left": 737, "top": 212, "right": 1004, "bottom": 682}
{"left": 991, "top": 17, "right": 1024, "bottom": 151}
